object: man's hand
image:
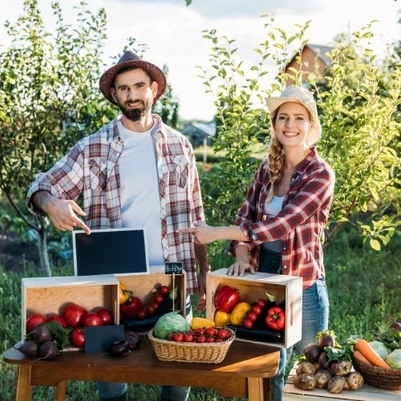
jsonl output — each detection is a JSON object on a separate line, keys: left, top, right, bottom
{"left": 32, "top": 191, "right": 90, "bottom": 234}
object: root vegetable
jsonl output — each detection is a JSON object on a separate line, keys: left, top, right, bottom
{"left": 296, "top": 361, "right": 316, "bottom": 375}
{"left": 15, "top": 340, "right": 39, "bottom": 357}
{"left": 345, "top": 372, "right": 364, "bottom": 390}
{"left": 331, "top": 360, "right": 352, "bottom": 376}
{"left": 303, "top": 343, "right": 322, "bottom": 363}
{"left": 314, "top": 369, "right": 333, "bottom": 389}
{"left": 38, "top": 340, "right": 58, "bottom": 360}
{"left": 294, "top": 373, "right": 316, "bottom": 391}
{"left": 31, "top": 325, "right": 51, "bottom": 344}
{"left": 125, "top": 330, "right": 141, "bottom": 350}
{"left": 355, "top": 339, "right": 391, "bottom": 368}
{"left": 327, "top": 376, "right": 346, "bottom": 394}
{"left": 318, "top": 350, "right": 329, "bottom": 368}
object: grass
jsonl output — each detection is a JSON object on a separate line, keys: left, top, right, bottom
{"left": 0, "top": 227, "right": 400, "bottom": 400}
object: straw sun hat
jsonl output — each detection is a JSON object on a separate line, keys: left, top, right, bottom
{"left": 99, "top": 50, "right": 167, "bottom": 104}
{"left": 266, "top": 86, "right": 322, "bottom": 145}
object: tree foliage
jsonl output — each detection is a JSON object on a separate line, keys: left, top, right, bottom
{"left": 198, "top": 16, "right": 401, "bottom": 250}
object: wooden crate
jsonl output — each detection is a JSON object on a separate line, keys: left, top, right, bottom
{"left": 206, "top": 268, "right": 303, "bottom": 348}
{"left": 22, "top": 274, "right": 119, "bottom": 340}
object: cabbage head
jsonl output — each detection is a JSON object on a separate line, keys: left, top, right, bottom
{"left": 385, "top": 349, "right": 401, "bottom": 369}
{"left": 369, "top": 340, "right": 391, "bottom": 360}
{"left": 153, "top": 312, "right": 190, "bottom": 339}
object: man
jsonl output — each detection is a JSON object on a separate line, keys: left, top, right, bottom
{"left": 26, "top": 50, "right": 210, "bottom": 401}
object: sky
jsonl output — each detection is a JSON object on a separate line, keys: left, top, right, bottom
{"left": 1, "top": 0, "right": 400, "bottom": 121}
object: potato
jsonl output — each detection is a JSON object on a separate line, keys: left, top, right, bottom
{"left": 294, "top": 373, "right": 317, "bottom": 391}
{"left": 331, "top": 360, "right": 352, "bottom": 376}
{"left": 345, "top": 371, "right": 364, "bottom": 390}
{"left": 296, "top": 361, "right": 316, "bottom": 375}
{"left": 327, "top": 376, "right": 346, "bottom": 394}
{"left": 314, "top": 369, "right": 333, "bottom": 389}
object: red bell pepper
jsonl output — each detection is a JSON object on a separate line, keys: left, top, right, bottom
{"left": 265, "top": 306, "right": 285, "bottom": 331}
{"left": 214, "top": 285, "right": 240, "bottom": 313}
{"left": 120, "top": 296, "right": 143, "bottom": 319}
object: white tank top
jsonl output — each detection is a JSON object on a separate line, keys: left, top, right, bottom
{"left": 117, "top": 118, "right": 164, "bottom": 265}
{"left": 263, "top": 195, "right": 284, "bottom": 253}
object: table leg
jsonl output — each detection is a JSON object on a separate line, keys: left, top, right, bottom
{"left": 55, "top": 381, "right": 67, "bottom": 401}
{"left": 247, "top": 377, "right": 271, "bottom": 401}
{"left": 15, "top": 365, "right": 33, "bottom": 401}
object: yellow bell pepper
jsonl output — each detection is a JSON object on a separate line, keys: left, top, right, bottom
{"left": 191, "top": 317, "right": 216, "bottom": 329}
{"left": 214, "top": 310, "right": 231, "bottom": 327}
{"left": 229, "top": 301, "right": 251, "bottom": 325}
{"left": 119, "top": 282, "right": 132, "bottom": 304}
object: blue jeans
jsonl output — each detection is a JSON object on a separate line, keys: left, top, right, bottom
{"left": 259, "top": 248, "right": 329, "bottom": 401}
{"left": 97, "top": 297, "right": 193, "bottom": 401}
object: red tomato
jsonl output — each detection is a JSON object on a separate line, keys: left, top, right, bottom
{"left": 251, "top": 305, "right": 263, "bottom": 315}
{"left": 247, "top": 312, "right": 258, "bottom": 322}
{"left": 173, "top": 333, "right": 184, "bottom": 342}
{"left": 159, "top": 285, "right": 170, "bottom": 296}
{"left": 26, "top": 313, "right": 48, "bottom": 333}
{"left": 120, "top": 296, "right": 143, "bottom": 319}
{"left": 196, "top": 334, "right": 206, "bottom": 343}
{"left": 92, "top": 307, "right": 114, "bottom": 325}
{"left": 206, "top": 336, "right": 215, "bottom": 343}
{"left": 257, "top": 299, "right": 267, "bottom": 308}
{"left": 217, "top": 328, "right": 232, "bottom": 340}
{"left": 70, "top": 327, "right": 85, "bottom": 347}
{"left": 205, "top": 327, "right": 217, "bottom": 337}
{"left": 82, "top": 311, "right": 103, "bottom": 327}
{"left": 136, "top": 309, "right": 147, "bottom": 320}
{"left": 62, "top": 302, "right": 87, "bottom": 328}
{"left": 146, "top": 304, "right": 156, "bottom": 315}
{"left": 46, "top": 313, "right": 67, "bottom": 328}
{"left": 243, "top": 318, "right": 254, "bottom": 329}
{"left": 154, "top": 294, "right": 164, "bottom": 304}
{"left": 184, "top": 333, "right": 194, "bottom": 342}
{"left": 194, "top": 327, "right": 205, "bottom": 335}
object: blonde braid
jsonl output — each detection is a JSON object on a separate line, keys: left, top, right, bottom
{"left": 266, "top": 136, "right": 284, "bottom": 203}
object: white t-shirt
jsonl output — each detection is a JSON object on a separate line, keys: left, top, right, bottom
{"left": 117, "top": 118, "right": 164, "bottom": 265}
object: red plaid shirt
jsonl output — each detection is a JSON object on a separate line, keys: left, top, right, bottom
{"left": 27, "top": 115, "right": 205, "bottom": 295}
{"left": 230, "top": 148, "right": 335, "bottom": 289}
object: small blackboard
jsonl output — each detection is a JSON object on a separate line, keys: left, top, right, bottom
{"left": 73, "top": 228, "right": 149, "bottom": 276}
{"left": 84, "top": 324, "right": 125, "bottom": 354}
{"left": 164, "top": 262, "right": 183, "bottom": 275}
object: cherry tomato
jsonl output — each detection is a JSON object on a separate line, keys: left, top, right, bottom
{"left": 184, "top": 333, "right": 194, "bottom": 342}
{"left": 159, "top": 285, "right": 170, "bottom": 296}
{"left": 243, "top": 318, "right": 254, "bottom": 329}
{"left": 196, "top": 335, "right": 206, "bottom": 343}
{"left": 247, "top": 312, "right": 258, "bottom": 322}
{"left": 154, "top": 294, "right": 164, "bottom": 304}
{"left": 251, "top": 305, "right": 263, "bottom": 315}
{"left": 173, "top": 333, "right": 184, "bottom": 342}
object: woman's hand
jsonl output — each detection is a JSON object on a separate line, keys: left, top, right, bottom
{"left": 178, "top": 225, "right": 217, "bottom": 244}
{"left": 227, "top": 260, "right": 256, "bottom": 277}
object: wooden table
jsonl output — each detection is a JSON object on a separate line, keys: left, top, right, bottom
{"left": 3, "top": 335, "right": 279, "bottom": 401}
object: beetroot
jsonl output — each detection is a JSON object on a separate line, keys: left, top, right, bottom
{"left": 38, "top": 340, "right": 58, "bottom": 360}
{"left": 15, "top": 340, "right": 39, "bottom": 357}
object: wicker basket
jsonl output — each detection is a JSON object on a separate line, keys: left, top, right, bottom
{"left": 148, "top": 328, "right": 235, "bottom": 364}
{"left": 352, "top": 356, "right": 401, "bottom": 390}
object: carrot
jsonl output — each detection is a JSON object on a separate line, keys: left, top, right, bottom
{"left": 353, "top": 350, "right": 373, "bottom": 366}
{"left": 355, "top": 339, "right": 391, "bottom": 369}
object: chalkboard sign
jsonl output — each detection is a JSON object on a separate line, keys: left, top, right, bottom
{"left": 164, "top": 262, "right": 183, "bottom": 275}
{"left": 73, "top": 228, "right": 149, "bottom": 276}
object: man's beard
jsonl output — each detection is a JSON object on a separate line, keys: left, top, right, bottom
{"left": 118, "top": 99, "right": 152, "bottom": 121}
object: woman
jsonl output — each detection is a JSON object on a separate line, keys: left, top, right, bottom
{"left": 179, "top": 86, "right": 335, "bottom": 401}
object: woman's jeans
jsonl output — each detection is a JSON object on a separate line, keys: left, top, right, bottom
{"left": 259, "top": 248, "right": 329, "bottom": 401}
{"left": 96, "top": 297, "right": 193, "bottom": 401}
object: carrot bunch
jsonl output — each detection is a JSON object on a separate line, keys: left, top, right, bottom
{"left": 353, "top": 339, "right": 391, "bottom": 368}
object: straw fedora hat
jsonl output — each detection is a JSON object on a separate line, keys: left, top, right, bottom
{"left": 266, "top": 86, "right": 321, "bottom": 145}
{"left": 99, "top": 50, "right": 167, "bottom": 104}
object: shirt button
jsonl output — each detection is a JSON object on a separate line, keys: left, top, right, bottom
{"left": 283, "top": 247, "right": 286, "bottom": 251}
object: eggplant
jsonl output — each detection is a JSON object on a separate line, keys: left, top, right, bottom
{"left": 228, "top": 325, "right": 284, "bottom": 343}
{"left": 109, "top": 338, "right": 131, "bottom": 357}
{"left": 125, "top": 330, "right": 141, "bottom": 350}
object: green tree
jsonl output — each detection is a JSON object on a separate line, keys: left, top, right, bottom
{"left": 0, "top": 0, "right": 109, "bottom": 276}
{"left": 198, "top": 16, "right": 401, "bottom": 250}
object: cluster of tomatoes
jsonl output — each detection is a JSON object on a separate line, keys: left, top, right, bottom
{"left": 26, "top": 302, "right": 114, "bottom": 348}
{"left": 120, "top": 284, "right": 171, "bottom": 320}
{"left": 167, "top": 327, "right": 233, "bottom": 343}
{"left": 242, "top": 298, "right": 268, "bottom": 329}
